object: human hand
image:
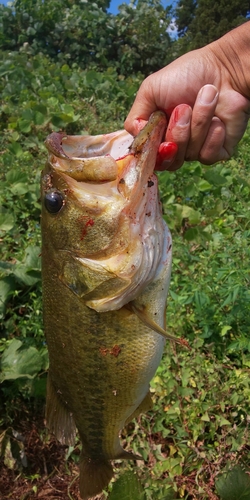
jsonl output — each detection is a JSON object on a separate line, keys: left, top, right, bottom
{"left": 125, "top": 40, "right": 250, "bottom": 171}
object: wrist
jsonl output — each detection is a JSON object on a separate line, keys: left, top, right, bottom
{"left": 208, "top": 21, "right": 250, "bottom": 99}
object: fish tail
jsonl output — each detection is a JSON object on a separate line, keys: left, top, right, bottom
{"left": 79, "top": 456, "right": 113, "bottom": 499}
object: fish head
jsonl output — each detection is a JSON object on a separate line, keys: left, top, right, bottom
{"left": 42, "top": 111, "right": 170, "bottom": 311}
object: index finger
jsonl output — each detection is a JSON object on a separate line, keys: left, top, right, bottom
{"left": 124, "top": 78, "right": 158, "bottom": 135}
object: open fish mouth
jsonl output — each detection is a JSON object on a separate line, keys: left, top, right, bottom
{"left": 44, "top": 112, "right": 169, "bottom": 313}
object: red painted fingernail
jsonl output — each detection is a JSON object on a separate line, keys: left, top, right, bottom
{"left": 156, "top": 142, "right": 178, "bottom": 167}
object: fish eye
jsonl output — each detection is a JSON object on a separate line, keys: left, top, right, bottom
{"left": 44, "top": 190, "right": 64, "bottom": 214}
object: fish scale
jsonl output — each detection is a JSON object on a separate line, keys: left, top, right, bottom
{"left": 44, "top": 275, "right": 164, "bottom": 455}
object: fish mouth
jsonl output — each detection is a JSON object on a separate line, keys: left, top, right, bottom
{"left": 44, "top": 111, "right": 167, "bottom": 193}
{"left": 44, "top": 112, "right": 169, "bottom": 312}
{"left": 44, "top": 128, "right": 133, "bottom": 184}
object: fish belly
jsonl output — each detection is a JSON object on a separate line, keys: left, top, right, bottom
{"left": 44, "top": 267, "right": 165, "bottom": 458}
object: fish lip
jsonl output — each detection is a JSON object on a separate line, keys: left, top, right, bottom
{"left": 44, "top": 132, "right": 69, "bottom": 159}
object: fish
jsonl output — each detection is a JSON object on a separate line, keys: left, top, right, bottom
{"left": 41, "top": 111, "right": 185, "bottom": 499}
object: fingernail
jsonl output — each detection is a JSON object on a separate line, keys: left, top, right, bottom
{"left": 176, "top": 106, "right": 191, "bottom": 126}
{"left": 135, "top": 118, "right": 147, "bottom": 133}
{"left": 155, "top": 142, "right": 178, "bottom": 168}
{"left": 198, "top": 85, "right": 218, "bottom": 105}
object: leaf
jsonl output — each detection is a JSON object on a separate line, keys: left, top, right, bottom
{"left": 169, "top": 290, "right": 179, "bottom": 301}
{"left": 183, "top": 227, "right": 199, "bottom": 241}
{"left": 8, "top": 143, "right": 23, "bottom": 157}
{"left": 220, "top": 325, "right": 232, "bottom": 337}
{"left": 30, "top": 377, "right": 47, "bottom": 398}
{"left": 5, "top": 170, "right": 28, "bottom": 184}
{"left": 34, "top": 111, "right": 47, "bottom": 126}
{"left": 23, "top": 246, "right": 41, "bottom": 270}
{"left": 0, "top": 276, "right": 16, "bottom": 318}
{"left": 1, "top": 433, "right": 16, "bottom": 469}
{"left": 182, "top": 205, "right": 201, "bottom": 224}
{"left": 194, "top": 291, "right": 209, "bottom": 312}
{"left": 0, "top": 212, "right": 14, "bottom": 231}
{"left": 85, "top": 70, "right": 102, "bottom": 85}
{"left": 26, "top": 27, "right": 36, "bottom": 36}
{"left": 18, "top": 119, "right": 32, "bottom": 133}
{"left": 204, "top": 171, "right": 228, "bottom": 186}
{"left": 13, "top": 246, "right": 41, "bottom": 286}
{"left": 10, "top": 182, "right": 30, "bottom": 196}
{"left": 217, "top": 416, "right": 231, "bottom": 426}
{"left": 0, "top": 339, "right": 43, "bottom": 382}
{"left": 197, "top": 179, "right": 212, "bottom": 192}
{"left": 109, "top": 470, "right": 145, "bottom": 500}
{"left": 13, "top": 267, "right": 41, "bottom": 286}
{"left": 215, "top": 466, "right": 250, "bottom": 500}
{"left": 201, "top": 412, "right": 210, "bottom": 422}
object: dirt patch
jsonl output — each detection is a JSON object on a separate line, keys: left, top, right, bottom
{"left": 0, "top": 412, "right": 83, "bottom": 500}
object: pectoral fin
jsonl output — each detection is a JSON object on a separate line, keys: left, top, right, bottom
{"left": 128, "top": 301, "right": 190, "bottom": 349}
{"left": 58, "top": 257, "right": 130, "bottom": 308}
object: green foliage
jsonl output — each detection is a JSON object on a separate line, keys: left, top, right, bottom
{"left": 157, "top": 139, "right": 250, "bottom": 357}
{"left": 0, "top": 50, "right": 142, "bottom": 138}
{"left": 113, "top": 0, "right": 173, "bottom": 75}
{"left": 0, "top": 0, "right": 174, "bottom": 76}
{"left": 174, "top": 0, "right": 250, "bottom": 51}
{"left": 174, "top": 0, "right": 196, "bottom": 38}
{"left": 119, "top": 339, "right": 249, "bottom": 499}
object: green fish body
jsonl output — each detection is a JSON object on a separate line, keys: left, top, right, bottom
{"left": 41, "top": 112, "right": 173, "bottom": 499}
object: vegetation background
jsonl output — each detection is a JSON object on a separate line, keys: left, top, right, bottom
{"left": 0, "top": 0, "right": 250, "bottom": 499}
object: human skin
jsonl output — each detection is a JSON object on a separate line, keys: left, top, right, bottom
{"left": 125, "top": 21, "right": 250, "bottom": 170}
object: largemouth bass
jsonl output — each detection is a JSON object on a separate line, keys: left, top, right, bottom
{"left": 42, "top": 111, "right": 183, "bottom": 499}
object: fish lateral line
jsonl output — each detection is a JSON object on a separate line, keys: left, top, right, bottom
{"left": 126, "top": 301, "right": 190, "bottom": 349}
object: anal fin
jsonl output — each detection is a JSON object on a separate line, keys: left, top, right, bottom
{"left": 124, "top": 390, "right": 153, "bottom": 426}
{"left": 46, "top": 372, "right": 76, "bottom": 446}
{"left": 115, "top": 449, "right": 142, "bottom": 461}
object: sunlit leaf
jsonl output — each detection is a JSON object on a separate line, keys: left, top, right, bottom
{"left": 0, "top": 212, "right": 14, "bottom": 231}
{"left": 220, "top": 325, "right": 232, "bottom": 337}
{"left": 197, "top": 179, "right": 212, "bottom": 191}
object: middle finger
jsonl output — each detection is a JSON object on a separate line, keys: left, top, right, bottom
{"left": 186, "top": 84, "right": 219, "bottom": 160}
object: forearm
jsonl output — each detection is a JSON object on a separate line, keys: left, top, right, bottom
{"left": 208, "top": 21, "right": 250, "bottom": 100}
